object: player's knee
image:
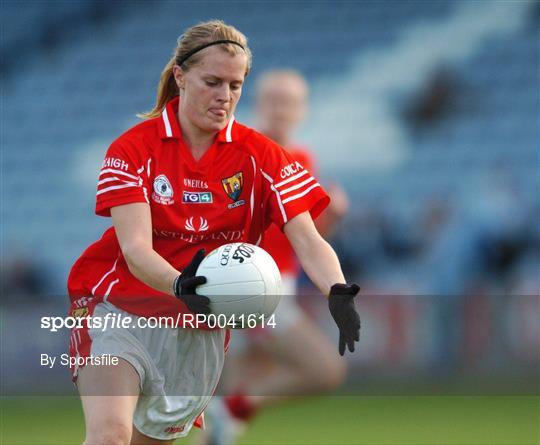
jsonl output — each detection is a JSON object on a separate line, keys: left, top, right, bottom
{"left": 84, "top": 419, "right": 132, "bottom": 445}
{"left": 315, "top": 357, "right": 347, "bottom": 391}
{"left": 294, "top": 347, "right": 347, "bottom": 391}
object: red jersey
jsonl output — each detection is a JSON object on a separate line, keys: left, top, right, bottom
{"left": 67, "top": 97, "right": 329, "bottom": 320}
{"left": 260, "top": 147, "right": 317, "bottom": 275}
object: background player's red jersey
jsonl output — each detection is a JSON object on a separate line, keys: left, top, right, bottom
{"left": 67, "top": 97, "right": 329, "bottom": 321}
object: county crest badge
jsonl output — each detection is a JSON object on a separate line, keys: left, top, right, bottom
{"left": 152, "top": 174, "right": 174, "bottom": 205}
{"left": 221, "top": 172, "right": 245, "bottom": 209}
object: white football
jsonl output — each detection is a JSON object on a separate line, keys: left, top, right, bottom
{"left": 196, "top": 243, "right": 282, "bottom": 327}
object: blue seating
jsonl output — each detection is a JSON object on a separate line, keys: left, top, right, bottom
{"left": 2, "top": 1, "right": 537, "bottom": 292}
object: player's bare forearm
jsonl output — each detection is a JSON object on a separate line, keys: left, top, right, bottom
{"left": 111, "top": 203, "right": 179, "bottom": 295}
{"left": 284, "top": 211, "right": 345, "bottom": 295}
{"left": 122, "top": 242, "right": 179, "bottom": 296}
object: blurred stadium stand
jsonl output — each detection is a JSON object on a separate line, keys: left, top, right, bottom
{"left": 1, "top": 0, "right": 538, "bottom": 389}
{"left": 3, "top": 0, "right": 467, "bottom": 289}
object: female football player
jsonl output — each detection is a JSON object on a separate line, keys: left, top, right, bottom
{"left": 201, "top": 70, "right": 352, "bottom": 445}
{"left": 67, "top": 20, "right": 360, "bottom": 445}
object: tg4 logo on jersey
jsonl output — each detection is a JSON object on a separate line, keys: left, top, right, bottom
{"left": 152, "top": 174, "right": 174, "bottom": 205}
{"left": 182, "top": 191, "right": 213, "bottom": 204}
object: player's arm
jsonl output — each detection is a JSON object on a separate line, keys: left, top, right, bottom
{"left": 110, "top": 203, "right": 210, "bottom": 313}
{"left": 284, "top": 211, "right": 360, "bottom": 355}
{"left": 284, "top": 211, "right": 343, "bottom": 294}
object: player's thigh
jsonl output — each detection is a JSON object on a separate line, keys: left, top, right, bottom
{"left": 78, "top": 358, "right": 140, "bottom": 438}
{"left": 259, "top": 316, "right": 346, "bottom": 384}
{"left": 130, "top": 426, "right": 175, "bottom": 445}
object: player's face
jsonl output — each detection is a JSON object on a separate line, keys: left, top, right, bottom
{"left": 177, "top": 47, "right": 247, "bottom": 135}
{"left": 257, "top": 77, "right": 307, "bottom": 137}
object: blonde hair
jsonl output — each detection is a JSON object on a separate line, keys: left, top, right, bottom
{"left": 140, "top": 20, "right": 252, "bottom": 118}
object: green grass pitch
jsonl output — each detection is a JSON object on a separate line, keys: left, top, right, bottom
{"left": 1, "top": 396, "right": 538, "bottom": 444}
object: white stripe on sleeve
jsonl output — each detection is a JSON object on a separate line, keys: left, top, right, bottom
{"left": 281, "top": 183, "right": 321, "bottom": 205}
{"left": 274, "top": 169, "right": 309, "bottom": 189}
{"left": 278, "top": 176, "right": 316, "bottom": 196}
{"left": 99, "top": 168, "right": 139, "bottom": 181}
{"left": 97, "top": 177, "right": 138, "bottom": 187}
{"left": 96, "top": 183, "right": 139, "bottom": 196}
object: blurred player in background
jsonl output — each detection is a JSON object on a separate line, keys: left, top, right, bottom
{"left": 67, "top": 21, "right": 360, "bottom": 445}
{"left": 202, "top": 70, "right": 351, "bottom": 445}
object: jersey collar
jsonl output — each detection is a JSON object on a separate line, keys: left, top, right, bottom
{"left": 160, "top": 96, "right": 236, "bottom": 143}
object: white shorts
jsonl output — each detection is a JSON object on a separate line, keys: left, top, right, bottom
{"left": 272, "top": 273, "right": 303, "bottom": 332}
{"left": 72, "top": 301, "right": 227, "bottom": 440}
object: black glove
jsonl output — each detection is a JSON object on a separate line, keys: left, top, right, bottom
{"left": 328, "top": 283, "right": 361, "bottom": 356}
{"left": 173, "top": 249, "right": 211, "bottom": 314}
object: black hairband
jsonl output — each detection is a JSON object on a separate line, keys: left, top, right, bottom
{"left": 176, "top": 39, "right": 245, "bottom": 66}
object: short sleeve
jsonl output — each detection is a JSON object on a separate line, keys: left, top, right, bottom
{"left": 288, "top": 146, "right": 318, "bottom": 177}
{"left": 95, "top": 140, "right": 150, "bottom": 217}
{"left": 261, "top": 140, "right": 330, "bottom": 229}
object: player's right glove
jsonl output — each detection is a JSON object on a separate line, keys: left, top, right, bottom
{"left": 328, "top": 283, "right": 361, "bottom": 356}
{"left": 173, "top": 249, "right": 211, "bottom": 314}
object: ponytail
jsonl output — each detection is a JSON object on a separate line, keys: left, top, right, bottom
{"left": 138, "top": 56, "right": 178, "bottom": 119}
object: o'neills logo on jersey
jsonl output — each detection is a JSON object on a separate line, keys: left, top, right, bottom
{"left": 152, "top": 174, "right": 174, "bottom": 205}
{"left": 184, "top": 178, "right": 208, "bottom": 189}
{"left": 280, "top": 161, "right": 304, "bottom": 179}
{"left": 222, "top": 171, "right": 245, "bottom": 209}
{"left": 102, "top": 157, "right": 129, "bottom": 171}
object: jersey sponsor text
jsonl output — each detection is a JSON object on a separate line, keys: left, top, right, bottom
{"left": 102, "top": 157, "right": 129, "bottom": 171}
{"left": 280, "top": 161, "right": 304, "bottom": 179}
{"left": 152, "top": 228, "right": 244, "bottom": 243}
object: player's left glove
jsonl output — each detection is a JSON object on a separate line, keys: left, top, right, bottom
{"left": 328, "top": 283, "right": 361, "bottom": 356}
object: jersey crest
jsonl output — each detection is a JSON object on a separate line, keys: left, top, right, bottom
{"left": 221, "top": 172, "right": 244, "bottom": 202}
{"left": 152, "top": 174, "right": 174, "bottom": 205}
